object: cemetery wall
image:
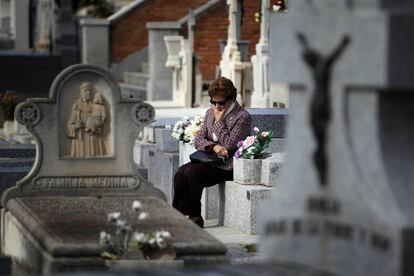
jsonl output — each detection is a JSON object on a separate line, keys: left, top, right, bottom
{"left": 194, "top": 1, "right": 228, "bottom": 81}
{"left": 110, "top": 0, "right": 208, "bottom": 63}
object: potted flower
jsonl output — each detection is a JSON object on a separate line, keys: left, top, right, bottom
{"left": 233, "top": 127, "right": 273, "bottom": 184}
{"left": 100, "top": 200, "right": 182, "bottom": 271}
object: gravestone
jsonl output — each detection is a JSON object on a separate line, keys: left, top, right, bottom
{"left": 146, "top": 22, "right": 181, "bottom": 102}
{"left": 260, "top": 1, "right": 414, "bottom": 276}
{"left": 0, "top": 64, "right": 227, "bottom": 274}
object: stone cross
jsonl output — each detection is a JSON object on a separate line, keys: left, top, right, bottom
{"left": 220, "top": 0, "right": 252, "bottom": 106}
{"left": 223, "top": 0, "right": 241, "bottom": 62}
{"left": 260, "top": 1, "right": 414, "bottom": 276}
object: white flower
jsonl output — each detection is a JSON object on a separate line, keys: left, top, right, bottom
{"left": 138, "top": 212, "right": 149, "bottom": 220}
{"left": 132, "top": 232, "right": 146, "bottom": 243}
{"left": 148, "top": 238, "right": 156, "bottom": 247}
{"left": 262, "top": 131, "right": 269, "bottom": 137}
{"left": 132, "top": 200, "right": 143, "bottom": 212}
{"left": 115, "top": 219, "right": 131, "bottom": 234}
{"left": 107, "top": 212, "right": 121, "bottom": 223}
{"left": 155, "top": 236, "right": 167, "bottom": 249}
{"left": 253, "top": 127, "right": 260, "bottom": 133}
{"left": 156, "top": 230, "right": 172, "bottom": 240}
{"left": 99, "top": 231, "right": 111, "bottom": 245}
{"left": 250, "top": 156, "right": 254, "bottom": 159}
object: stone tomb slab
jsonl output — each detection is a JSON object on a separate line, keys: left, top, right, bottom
{"left": 0, "top": 64, "right": 227, "bottom": 274}
{"left": 4, "top": 196, "right": 227, "bottom": 274}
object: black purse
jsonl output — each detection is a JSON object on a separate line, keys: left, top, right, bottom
{"left": 189, "top": 150, "right": 227, "bottom": 167}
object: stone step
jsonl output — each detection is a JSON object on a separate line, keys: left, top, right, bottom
{"left": 119, "top": 83, "right": 147, "bottom": 100}
{"left": 123, "top": 71, "right": 148, "bottom": 87}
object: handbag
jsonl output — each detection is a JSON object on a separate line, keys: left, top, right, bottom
{"left": 189, "top": 150, "right": 227, "bottom": 167}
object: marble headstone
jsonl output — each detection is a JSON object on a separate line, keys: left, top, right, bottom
{"left": 0, "top": 64, "right": 227, "bottom": 274}
{"left": 261, "top": 2, "right": 414, "bottom": 276}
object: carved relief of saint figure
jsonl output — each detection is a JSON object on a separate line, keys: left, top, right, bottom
{"left": 67, "top": 82, "right": 108, "bottom": 157}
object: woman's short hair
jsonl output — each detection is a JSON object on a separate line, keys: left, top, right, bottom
{"left": 208, "top": 77, "right": 237, "bottom": 100}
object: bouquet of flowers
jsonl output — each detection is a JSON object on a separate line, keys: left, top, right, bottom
{"left": 171, "top": 117, "right": 192, "bottom": 143}
{"left": 172, "top": 115, "right": 205, "bottom": 145}
{"left": 99, "top": 200, "right": 173, "bottom": 260}
{"left": 183, "top": 115, "right": 204, "bottom": 145}
{"left": 235, "top": 127, "right": 273, "bottom": 159}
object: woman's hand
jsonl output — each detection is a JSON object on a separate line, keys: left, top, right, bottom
{"left": 214, "top": 107, "right": 226, "bottom": 122}
{"left": 213, "top": 144, "right": 228, "bottom": 157}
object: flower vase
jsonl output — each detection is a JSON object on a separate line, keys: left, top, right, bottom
{"left": 233, "top": 158, "right": 262, "bottom": 185}
{"left": 179, "top": 141, "right": 196, "bottom": 166}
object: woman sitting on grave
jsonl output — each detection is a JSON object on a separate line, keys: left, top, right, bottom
{"left": 173, "top": 77, "right": 251, "bottom": 228}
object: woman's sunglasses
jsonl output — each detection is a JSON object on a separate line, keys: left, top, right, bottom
{"left": 210, "top": 99, "right": 227, "bottom": 106}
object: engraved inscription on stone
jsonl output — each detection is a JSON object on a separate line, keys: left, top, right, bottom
{"left": 66, "top": 82, "right": 110, "bottom": 158}
{"left": 264, "top": 218, "right": 392, "bottom": 253}
{"left": 307, "top": 196, "right": 341, "bottom": 215}
{"left": 32, "top": 176, "right": 139, "bottom": 190}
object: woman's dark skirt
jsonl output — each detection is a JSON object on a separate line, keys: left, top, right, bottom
{"left": 172, "top": 162, "right": 233, "bottom": 217}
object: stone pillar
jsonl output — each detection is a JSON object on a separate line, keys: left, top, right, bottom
{"left": 10, "top": 0, "right": 30, "bottom": 51}
{"left": 251, "top": 0, "right": 270, "bottom": 108}
{"left": 80, "top": 18, "right": 109, "bottom": 68}
{"left": 146, "top": 22, "right": 181, "bottom": 102}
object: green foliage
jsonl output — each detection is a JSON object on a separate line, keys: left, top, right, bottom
{"left": 244, "top": 243, "right": 257, "bottom": 253}
{"left": 101, "top": 250, "right": 120, "bottom": 260}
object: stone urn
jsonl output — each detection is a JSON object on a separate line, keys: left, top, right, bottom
{"left": 233, "top": 158, "right": 262, "bottom": 185}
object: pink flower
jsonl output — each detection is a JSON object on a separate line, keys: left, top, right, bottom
{"left": 262, "top": 132, "right": 269, "bottom": 137}
{"left": 237, "top": 140, "right": 244, "bottom": 148}
{"left": 242, "top": 136, "right": 255, "bottom": 149}
{"left": 253, "top": 127, "right": 260, "bottom": 133}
